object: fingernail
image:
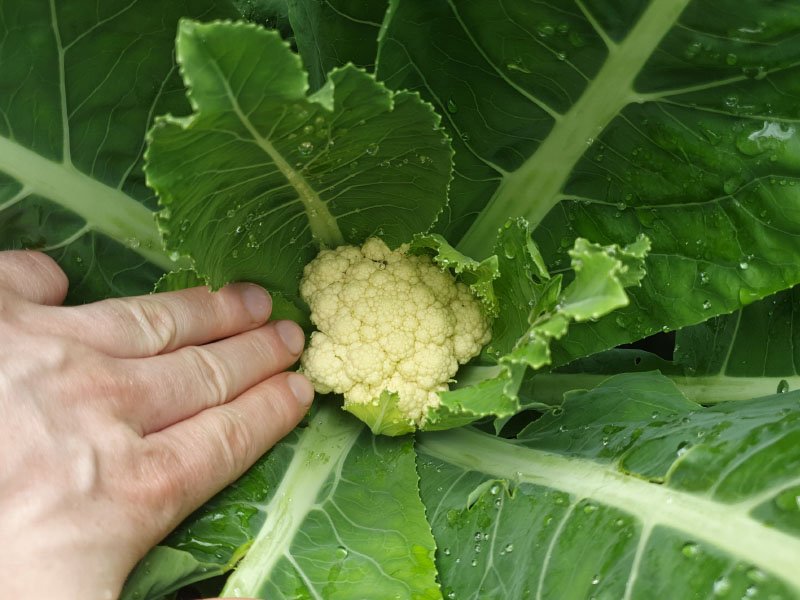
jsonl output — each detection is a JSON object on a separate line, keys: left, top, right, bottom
{"left": 241, "top": 284, "right": 271, "bottom": 322}
{"left": 287, "top": 373, "right": 315, "bottom": 407}
{"left": 276, "top": 320, "right": 305, "bottom": 355}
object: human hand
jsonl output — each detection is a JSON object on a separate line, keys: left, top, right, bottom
{"left": 0, "top": 251, "right": 313, "bottom": 599}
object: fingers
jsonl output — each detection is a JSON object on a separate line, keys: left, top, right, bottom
{"left": 24, "top": 283, "right": 272, "bottom": 358}
{"left": 121, "top": 320, "right": 306, "bottom": 433}
{"left": 0, "top": 251, "right": 68, "bottom": 305}
{"left": 146, "top": 371, "right": 314, "bottom": 514}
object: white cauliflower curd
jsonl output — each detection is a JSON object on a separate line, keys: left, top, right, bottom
{"left": 299, "top": 237, "right": 491, "bottom": 435}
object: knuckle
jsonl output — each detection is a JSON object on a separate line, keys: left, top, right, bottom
{"left": 265, "top": 384, "right": 299, "bottom": 430}
{"left": 185, "top": 346, "right": 231, "bottom": 405}
{"left": 27, "top": 251, "right": 69, "bottom": 296}
{"left": 211, "top": 406, "right": 256, "bottom": 475}
{"left": 120, "top": 299, "right": 179, "bottom": 354}
{"left": 129, "top": 442, "right": 187, "bottom": 513}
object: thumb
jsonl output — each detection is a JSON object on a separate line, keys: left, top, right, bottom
{"left": 0, "top": 251, "right": 68, "bottom": 305}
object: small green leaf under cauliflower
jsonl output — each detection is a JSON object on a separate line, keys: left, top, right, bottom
{"left": 300, "top": 238, "right": 492, "bottom": 435}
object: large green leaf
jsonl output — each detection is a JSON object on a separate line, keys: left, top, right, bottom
{"left": 417, "top": 372, "right": 800, "bottom": 599}
{"left": 377, "top": 0, "right": 800, "bottom": 363}
{"left": 0, "top": 0, "right": 233, "bottom": 301}
{"left": 123, "top": 405, "right": 439, "bottom": 599}
{"left": 530, "top": 285, "right": 800, "bottom": 409}
{"left": 146, "top": 20, "right": 452, "bottom": 305}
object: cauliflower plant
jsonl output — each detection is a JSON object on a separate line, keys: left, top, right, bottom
{"left": 300, "top": 237, "right": 491, "bottom": 435}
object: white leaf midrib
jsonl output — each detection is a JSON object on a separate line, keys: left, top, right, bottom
{"left": 220, "top": 404, "right": 362, "bottom": 596}
{"left": 418, "top": 427, "right": 800, "bottom": 591}
{"left": 0, "top": 135, "right": 176, "bottom": 270}
{"left": 456, "top": 0, "right": 693, "bottom": 255}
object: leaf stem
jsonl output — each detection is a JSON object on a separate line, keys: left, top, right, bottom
{"left": 0, "top": 135, "right": 181, "bottom": 271}
{"left": 418, "top": 427, "right": 800, "bottom": 590}
{"left": 522, "top": 371, "right": 800, "bottom": 406}
{"left": 455, "top": 0, "right": 692, "bottom": 257}
{"left": 220, "top": 404, "right": 362, "bottom": 597}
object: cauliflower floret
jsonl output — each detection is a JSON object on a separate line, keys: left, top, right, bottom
{"left": 300, "top": 238, "right": 491, "bottom": 435}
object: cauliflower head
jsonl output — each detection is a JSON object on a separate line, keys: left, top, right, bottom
{"left": 300, "top": 237, "right": 491, "bottom": 435}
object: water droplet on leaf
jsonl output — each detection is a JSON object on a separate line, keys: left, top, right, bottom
{"left": 681, "top": 542, "right": 700, "bottom": 558}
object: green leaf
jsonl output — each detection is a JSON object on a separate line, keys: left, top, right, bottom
{"left": 123, "top": 405, "right": 439, "bottom": 599}
{"left": 425, "top": 220, "right": 648, "bottom": 431}
{"left": 287, "top": 0, "right": 387, "bottom": 91}
{"left": 377, "top": 0, "right": 800, "bottom": 363}
{"left": 146, "top": 20, "right": 452, "bottom": 305}
{"left": 121, "top": 546, "right": 228, "bottom": 600}
{"left": 676, "top": 287, "right": 800, "bottom": 378}
{"left": 409, "top": 232, "right": 500, "bottom": 314}
{"left": 502, "top": 233, "right": 649, "bottom": 371}
{"left": 417, "top": 372, "right": 800, "bottom": 599}
{"left": 0, "top": 0, "right": 233, "bottom": 302}
{"left": 153, "top": 269, "right": 206, "bottom": 293}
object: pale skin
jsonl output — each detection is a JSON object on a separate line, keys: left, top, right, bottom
{"left": 0, "top": 251, "right": 314, "bottom": 599}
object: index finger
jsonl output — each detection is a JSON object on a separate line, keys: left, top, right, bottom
{"left": 22, "top": 283, "right": 273, "bottom": 358}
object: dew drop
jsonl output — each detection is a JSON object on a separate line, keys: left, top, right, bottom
{"left": 365, "top": 143, "right": 379, "bottom": 156}
{"left": 504, "top": 543, "right": 514, "bottom": 553}
{"left": 446, "top": 98, "right": 458, "bottom": 113}
{"left": 712, "top": 576, "right": 731, "bottom": 595}
{"left": 335, "top": 546, "right": 349, "bottom": 559}
{"left": 777, "top": 379, "right": 790, "bottom": 394}
{"left": 681, "top": 542, "right": 700, "bottom": 558}
{"left": 298, "top": 141, "right": 314, "bottom": 155}
{"left": 591, "top": 575, "right": 600, "bottom": 585}
{"left": 725, "top": 53, "right": 738, "bottom": 65}
{"left": 702, "top": 300, "right": 712, "bottom": 310}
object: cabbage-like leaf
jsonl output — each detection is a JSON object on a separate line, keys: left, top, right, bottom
{"left": 145, "top": 20, "right": 452, "bottom": 307}
{"left": 0, "top": 0, "right": 233, "bottom": 301}
{"left": 423, "top": 220, "right": 649, "bottom": 431}
{"left": 123, "top": 405, "right": 438, "bottom": 599}
{"left": 418, "top": 372, "right": 800, "bottom": 599}
{"left": 531, "top": 285, "right": 800, "bottom": 408}
{"left": 377, "top": 0, "right": 800, "bottom": 364}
